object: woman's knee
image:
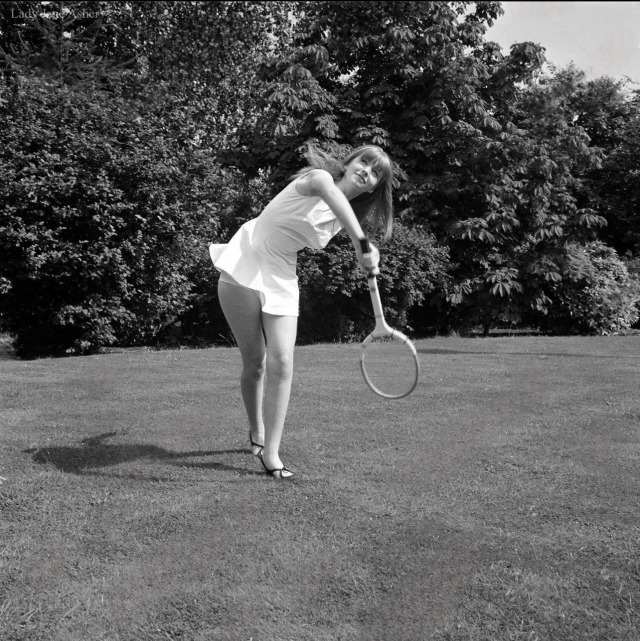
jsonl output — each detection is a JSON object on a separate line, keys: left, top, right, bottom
{"left": 266, "top": 350, "right": 294, "bottom": 382}
{"left": 261, "top": 314, "right": 297, "bottom": 382}
{"left": 242, "top": 351, "right": 266, "bottom": 379}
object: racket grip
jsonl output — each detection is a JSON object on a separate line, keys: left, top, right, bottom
{"left": 359, "top": 237, "right": 379, "bottom": 278}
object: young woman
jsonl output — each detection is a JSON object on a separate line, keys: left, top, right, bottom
{"left": 209, "top": 144, "right": 394, "bottom": 478}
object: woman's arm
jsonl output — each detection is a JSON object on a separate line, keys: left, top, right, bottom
{"left": 298, "top": 169, "right": 379, "bottom": 274}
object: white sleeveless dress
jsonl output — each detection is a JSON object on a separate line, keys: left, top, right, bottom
{"left": 209, "top": 174, "right": 343, "bottom": 316}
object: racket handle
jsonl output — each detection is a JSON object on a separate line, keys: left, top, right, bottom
{"left": 359, "top": 237, "right": 378, "bottom": 278}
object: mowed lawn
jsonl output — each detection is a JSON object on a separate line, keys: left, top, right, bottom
{"left": 1, "top": 335, "right": 639, "bottom": 641}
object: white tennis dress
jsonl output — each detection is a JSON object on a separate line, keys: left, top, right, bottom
{"left": 209, "top": 174, "right": 343, "bottom": 316}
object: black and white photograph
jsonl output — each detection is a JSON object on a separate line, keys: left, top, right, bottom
{"left": 1, "top": 2, "right": 639, "bottom": 639}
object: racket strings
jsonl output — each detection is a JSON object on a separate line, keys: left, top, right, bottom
{"left": 360, "top": 335, "right": 419, "bottom": 399}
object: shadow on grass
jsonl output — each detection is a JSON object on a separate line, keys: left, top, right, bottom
{"left": 419, "top": 347, "right": 640, "bottom": 359}
{"left": 23, "top": 432, "right": 263, "bottom": 477}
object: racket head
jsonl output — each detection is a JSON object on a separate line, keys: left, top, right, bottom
{"left": 359, "top": 330, "right": 419, "bottom": 399}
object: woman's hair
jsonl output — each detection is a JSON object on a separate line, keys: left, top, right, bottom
{"left": 291, "top": 142, "right": 394, "bottom": 241}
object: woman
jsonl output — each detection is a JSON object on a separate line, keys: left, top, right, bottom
{"left": 209, "top": 143, "right": 394, "bottom": 478}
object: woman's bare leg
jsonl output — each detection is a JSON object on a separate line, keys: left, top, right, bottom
{"left": 260, "top": 313, "right": 298, "bottom": 471}
{"left": 217, "top": 281, "right": 298, "bottom": 471}
{"left": 217, "top": 281, "right": 266, "bottom": 449}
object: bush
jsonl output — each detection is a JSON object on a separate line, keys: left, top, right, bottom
{"left": 546, "top": 241, "right": 640, "bottom": 334}
{"left": 176, "top": 172, "right": 273, "bottom": 347}
{"left": 0, "top": 75, "right": 449, "bottom": 355}
{"left": 0, "top": 77, "right": 224, "bottom": 358}
{"left": 296, "top": 223, "right": 450, "bottom": 343}
{"left": 182, "top": 220, "right": 450, "bottom": 347}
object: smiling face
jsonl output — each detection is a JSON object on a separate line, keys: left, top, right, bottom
{"left": 341, "top": 146, "right": 393, "bottom": 198}
{"left": 333, "top": 144, "right": 394, "bottom": 239}
{"left": 346, "top": 155, "right": 381, "bottom": 194}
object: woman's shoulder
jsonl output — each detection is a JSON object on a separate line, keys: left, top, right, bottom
{"left": 295, "top": 168, "right": 334, "bottom": 197}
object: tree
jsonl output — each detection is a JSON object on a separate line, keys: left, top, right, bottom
{"left": 596, "top": 106, "right": 640, "bottom": 257}
{"left": 0, "top": 1, "right": 295, "bottom": 356}
{"left": 234, "top": 1, "right": 508, "bottom": 189}
{"left": 0, "top": 1, "right": 139, "bottom": 90}
{"left": 1, "top": 1, "right": 294, "bottom": 148}
{"left": 567, "top": 74, "right": 640, "bottom": 257}
{"left": 237, "top": 1, "right": 619, "bottom": 335}
{"left": 438, "top": 62, "right": 608, "bottom": 333}
{"left": 3, "top": 1, "right": 638, "bottom": 355}
{"left": 0, "top": 75, "right": 229, "bottom": 356}
{"left": 119, "top": 0, "right": 295, "bottom": 151}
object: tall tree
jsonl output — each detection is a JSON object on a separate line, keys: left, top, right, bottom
{"left": 235, "top": 1, "right": 509, "bottom": 187}
{"left": 0, "top": 1, "right": 297, "bottom": 355}
{"left": 567, "top": 73, "right": 640, "bottom": 257}
{"left": 236, "top": 0, "right": 623, "bottom": 333}
{"left": 121, "top": 0, "right": 295, "bottom": 150}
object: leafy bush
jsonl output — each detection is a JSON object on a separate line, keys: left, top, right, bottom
{"left": 546, "top": 242, "right": 640, "bottom": 334}
{"left": 177, "top": 172, "right": 274, "bottom": 347}
{"left": 181, "top": 188, "right": 451, "bottom": 346}
{"left": 0, "top": 77, "right": 224, "bottom": 357}
{"left": 296, "top": 223, "right": 450, "bottom": 343}
{"left": 0, "top": 74, "right": 449, "bottom": 355}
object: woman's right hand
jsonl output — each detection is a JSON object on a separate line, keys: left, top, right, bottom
{"left": 357, "top": 240, "right": 380, "bottom": 277}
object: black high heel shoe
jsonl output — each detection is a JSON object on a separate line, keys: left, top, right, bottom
{"left": 259, "top": 454, "right": 293, "bottom": 479}
{"left": 249, "top": 432, "right": 264, "bottom": 457}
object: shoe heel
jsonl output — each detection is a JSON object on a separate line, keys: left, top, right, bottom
{"left": 249, "top": 432, "right": 264, "bottom": 457}
{"left": 259, "top": 454, "right": 293, "bottom": 479}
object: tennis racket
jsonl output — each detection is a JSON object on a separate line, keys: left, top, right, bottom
{"left": 359, "top": 239, "right": 420, "bottom": 399}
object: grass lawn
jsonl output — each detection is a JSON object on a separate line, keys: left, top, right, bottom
{"left": 1, "top": 335, "right": 639, "bottom": 641}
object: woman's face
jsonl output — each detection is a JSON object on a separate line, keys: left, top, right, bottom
{"left": 345, "top": 154, "right": 381, "bottom": 195}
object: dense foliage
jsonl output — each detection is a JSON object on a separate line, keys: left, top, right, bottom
{"left": 545, "top": 242, "right": 640, "bottom": 335}
{"left": 0, "top": 77, "right": 224, "bottom": 356}
{"left": 241, "top": 0, "right": 639, "bottom": 336}
{"left": 297, "top": 222, "right": 450, "bottom": 343}
{"left": 1, "top": 1, "right": 639, "bottom": 358}
{"left": 0, "top": 0, "right": 293, "bottom": 357}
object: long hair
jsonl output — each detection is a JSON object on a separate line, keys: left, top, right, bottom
{"left": 291, "top": 142, "right": 394, "bottom": 241}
